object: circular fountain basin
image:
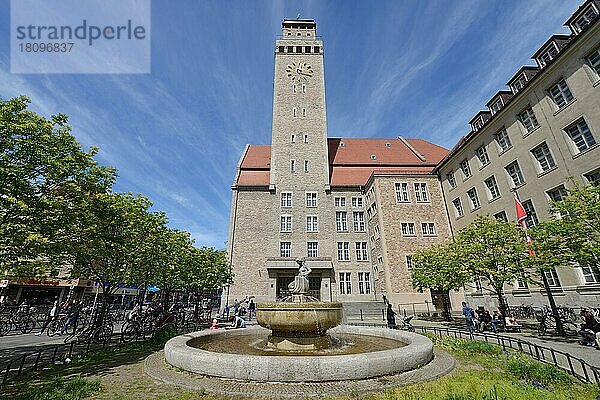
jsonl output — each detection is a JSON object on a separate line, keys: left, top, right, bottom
{"left": 164, "top": 325, "right": 434, "bottom": 382}
{"left": 256, "top": 301, "right": 343, "bottom": 336}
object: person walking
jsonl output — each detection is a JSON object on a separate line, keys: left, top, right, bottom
{"left": 386, "top": 303, "right": 397, "bottom": 329}
{"left": 36, "top": 299, "right": 59, "bottom": 336}
{"left": 462, "top": 301, "right": 475, "bottom": 333}
{"left": 60, "top": 300, "right": 82, "bottom": 334}
{"left": 248, "top": 299, "right": 256, "bottom": 320}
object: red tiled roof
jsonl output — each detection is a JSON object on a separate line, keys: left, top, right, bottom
{"left": 235, "top": 138, "right": 448, "bottom": 187}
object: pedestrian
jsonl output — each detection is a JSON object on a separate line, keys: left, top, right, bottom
{"left": 248, "top": 299, "right": 256, "bottom": 320}
{"left": 386, "top": 303, "right": 397, "bottom": 329}
{"left": 578, "top": 309, "right": 600, "bottom": 347}
{"left": 462, "top": 302, "right": 475, "bottom": 333}
{"left": 491, "top": 310, "right": 502, "bottom": 333}
{"left": 36, "top": 299, "right": 59, "bottom": 336}
{"left": 233, "top": 298, "right": 240, "bottom": 316}
{"left": 60, "top": 300, "right": 81, "bottom": 334}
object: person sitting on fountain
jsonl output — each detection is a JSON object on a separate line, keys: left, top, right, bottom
{"left": 288, "top": 258, "right": 312, "bottom": 294}
{"left": 209, "top": 318, "right": 219, "bottom": 330}
{"left": 229, "top": 314, "right": 246, "bottom": 329}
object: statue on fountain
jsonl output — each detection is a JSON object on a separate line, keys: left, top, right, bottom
{"left": 288, "top": 258, "right": 312, "bottom": 295}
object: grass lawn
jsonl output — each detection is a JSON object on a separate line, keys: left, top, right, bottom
{"left": 5, "top": 329, "right": 600, "bottom": 400}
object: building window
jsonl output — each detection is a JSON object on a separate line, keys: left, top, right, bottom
{"left": 303, "top": 134, "right": 308, "bottom": 143}
{"left": 307, "top": 242, "right": 318, "bottom": 258}
{"left": 459, "top": 159, "right": 472, "bottom": 179}
{"left": 351, "top": 197, "right": 363, "bottom": 208}
{"left": 280, "top": 215, "right": 292, "bottom": 232}
{"left": 291, "top": 159, "right": 295, "bottom": 172}
{"left": 395, "top": 182, "right": 410, "bottom": 202}
{"left": 446, "top": 171, "right": 456, "bottom": 188}
{"left": 293, "top": 84, "right": 297, "bottom": 94}
{"left": 287, "top": 45, "right": 293, "bottom": 52}
{"left": 302, "top": 108, "right": 306, "bottom": 117}
{"left": 467, "top": 188, "right": 480, "bottom": 210}
{"left": 516, "top": 279, "right": 529, "bottom": 290}
{"left": 401, "top": 222, "right": 416, "bottom": 236}
{"left": 489, "top": 98, "right": 503, "bottom": 114}
{"left": 474, "top": 276, "right": 482, "bottom": 291}
{"left": 353, "top": 211, "right": 365, "bottom": 232}
{"left": 339, "top": 272, "right": 351, "bottom": 295}
{"left": 574, "top": 6, "right": 598, "bottom": 32}
{"left": 414, "top": 183, "right": 429, "bottom": 202}
{"left": 581, "top": 264, "right": 600, "bottom": 285}
{"left": 584, "top": 168, "right": 600, "bottom": 185}
{"left": 293, "top": 107, "right": 297, "bottom": 117}
{"left": 588, "top": 48, "right": 600, "bottom": 75}
{"left": 549, "top": 79, "right": 574, "bottom": 109}
{"left": 314, "top": 46, "right": 320, "bottom": 53}
{"left": 518, "top": 107, "right": 540, "bottom": 134}
{"left": 538, "top": 44, "right": 558, "bottom": 67}
{"left": 421, "top": 222, "right": 436, "bottom": 236}
{"left": 337, "top": 242, "right": 350, "bottom": 261}
{"left": 355, "top": 242, "right": 368, "bottom": 261}
{"left": 484, "top": 176, "right": 501, "bottom": 200}
{"left": 565, "top": 118, "right": 596, "bottom": 153}
{"left": 280, "top": 242, "right": 291, "bottom": 258}
{"left": 306, "top": 192, "right": 317, "bottom": 207}
{"left": 304, "top": 160, "right": 309, "bottom": 172}
{"left": 522, "top": 200, "right": 538, "bottom": 228}
{"left": 306, "top": 215, "right": 318, "bottom": 232}
{"left": 296, "top": 46, "right": 302, "bottom": 53}
{"left": 475, "top": 145, "right": 490, "bottom": 167}
{"left": 495, "top": 129, "right": 512, "bottom": 152}
{"left": 291, "top": 134, "right": 296, "bottom": 143}
{"left": 544, "top": 268, "right": 561, "bottom": 287}
{"left": 278, "top": 46, "right": 284, "bottom": 53}
{"left": 531, "top": 142, "right": 556, "bottom": 173}
{"left": 336, "top": 211, "right": 348, "bottom": 231}
{"left": 511, "top": 73, "right": 528, "bottom": 93}
{"left": 505, "top": 161, "right": 525, "bottom": 188}
{"left": 452, "top": 198, "right": 464, "bottom": 218}
{"left": 358, "top": 272, "right": 371, "bottom": 294}
{"left": 494, "top": 211, "right": 508, "bottom": 222}
{"left": 281, "top": 192, "right": 292, "bottom": 208}
{"left": 301, "top": 84, "right": 306, "bottom": 94}
{"left": 546, "top": 185, "right": 567, "bottom": 202}
{"left": 334, "top": 197, "right": 346, "bottom": 207}
{"left": 305, "top": 45, "right": 311, "bottom": 53}
{"left": 406, "top": 255, "right": 413, "bottom": 270}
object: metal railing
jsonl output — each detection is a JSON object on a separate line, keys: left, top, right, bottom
{"left": 349, "top": 321, "right": 600, "bottom": 385}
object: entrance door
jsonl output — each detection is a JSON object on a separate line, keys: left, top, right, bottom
{"left": 276, "top": 276, "right": 321, "bottom": 300}
{"left": 430, "top": 289, "right": 451, "bottom": 315}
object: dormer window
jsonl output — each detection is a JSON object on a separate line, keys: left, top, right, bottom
{"left": 511, "top": 73, "right": 528, "bottom": 93}
{"left": 573, "top": 5, "right": 598, "bottom": 33}
{"left": 489, "top": 98, "right": 503, "bottom": 115}
{"left": 538, "top": 43, "right": 559, "bottom": 67}
{"left": 472, "top": 117, "right": 485, "bottom": 131}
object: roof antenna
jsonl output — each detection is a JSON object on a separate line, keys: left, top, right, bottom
{"left": 296, "top": 12, "right": 300, "bottom": 20}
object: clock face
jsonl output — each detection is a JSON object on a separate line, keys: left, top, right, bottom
{"left": 285, "top": 62, "right": 313, "bottom": 81}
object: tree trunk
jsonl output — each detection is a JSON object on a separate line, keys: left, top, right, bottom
{"left": 495, "top": 286, "right": 507, "bottom": 321}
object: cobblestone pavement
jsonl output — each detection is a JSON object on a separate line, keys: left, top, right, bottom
{"left": 144, "top": 349, "right": 456, "bottom": 398}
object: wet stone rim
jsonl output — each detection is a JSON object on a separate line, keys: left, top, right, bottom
{"left": 163, "top": 325, "right": 434, "bottom": 382}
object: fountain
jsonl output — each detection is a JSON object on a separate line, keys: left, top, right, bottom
{"left": 162, "top": 259, "right": 438, "bottom": 384}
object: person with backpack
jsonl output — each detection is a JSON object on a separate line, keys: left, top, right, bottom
{"left": 462, "top": 301, "right": 475, "bottom": 333}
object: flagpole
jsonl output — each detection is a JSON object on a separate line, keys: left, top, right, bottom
{"left": 514, "top": 189, "right": 565, "bottom": 336}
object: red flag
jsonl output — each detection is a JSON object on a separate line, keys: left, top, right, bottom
{"left": 515, "top": 195, "right": 527, "bottom": 228}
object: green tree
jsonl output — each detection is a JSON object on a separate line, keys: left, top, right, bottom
{"left": 0, "top": 96, "right": 115, "bottom": 277}
{"left": 412, "top": 241, "right": 470, "bottom": 320}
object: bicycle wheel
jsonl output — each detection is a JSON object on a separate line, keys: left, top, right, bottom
{"left": 94, "top": 323, "right": 113, "bottom": 344}
{"left": 537, "top": 323, "right": 547, "bottom": 336}
{"left": 20, "top": 317, "right": 35, "bottom": 334}
{"left": 46, "top": 319, "right": 62, "bottom": 337}
{"left": 120, "top": 322, "right": 138, "bottom": 343}
{"left": 0, "top": 321, "right": 10, "bottom": 336}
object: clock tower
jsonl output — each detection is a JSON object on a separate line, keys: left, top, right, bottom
{"left": 270, "top": 19, "right": 329, "bottom": 190}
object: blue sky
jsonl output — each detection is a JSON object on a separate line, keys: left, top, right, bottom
{"left": 0, "top": 0, "right": 582, "bottom": 248}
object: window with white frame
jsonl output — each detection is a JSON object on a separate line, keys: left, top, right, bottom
{"left": 484, "top": 176, "right": 501, "bottom": 200}
{"left": 494, "top": 210, "right": 508, "bottom": 222}
{"left": 414, "top": 183, "right": 429, "bottom": 202}
{"left": 505, "top": 161, "right": 525, "bottom": 187}
{"left": 489, "top": 98, "right": 503, "bottom": 114}
{"left": 588, "top": 48, "right": 600, "bottom": 75}
{"left": 307, "top": 242, "right": 318, "bottom": 257}
{"left": 339, "top": 272, "right": 351, "bottom": 295}
{"left": 291, "top": 134, "right": 296, "bottom": 143}
{"left": 446, "top": 171, "right": 456, "bottom": 188}
{"left": 401, "top": 222, "right": 416, "bottom": 236}
{"left": 280, "top": 242, "right": 291, "bottom": 258}
{"left": 334, "top": 196, "right": 346, "bottom": 207}
{"left": 358, "top": 272, "right": 371, "bottom": 294}
{"left": 306, "top": 215, "right": 318, "bottom": 232}
{"left": 581, "top": 264, "right": 600, "bottom": 285}
{"left": 306, "top": 192, "right": 317, "bottom": 207}
{"left": 565, "top": 118, "right": 596, "bottom": 153}
{"left": 544, "top": 267, "right": 561, "bottom": 287}
{"left": 290, "top": 159, "right": 295, "bottom": 172}
{"left": 549, "top": 79, "right": 574, "bottom": 108}
{"left": 395, "top": 182, "right": 410, "bottom": 202}
{"left": 494, "top": 129, "right": 512, "bottom": 152}
{"left": 355, "top": 242, "right": 368, "bottom": 261}
{"left": 475, "top": 145, "right": 490, "bottom": 167}
{"left": 336, "top": 211, "right": 348, "bottom": 231}
{"left": 459, "top": 159, "right": 472, "bottom": 179}
{"left": 406, "top": 254, "right": 414, "bottom": 270}
{"left": 280, "top": 215, "right": 292, "bottom": 232}
{"left": 304, "top": 134, "right": 308, "bottom": 143}
{"left": 293, "top": 107, "right": 297, "bottom": 117}
{"left": 516, "top": 279, "right": 529, "bottom": 290}
{"left": 281, "top": 192, "right": 292, "bottom": 208}
{"left": 531, "top": 142, "right": 556, "bottom": 173}
{"left": 421, "top": 222, "right": 436, "bottom": 236}
{"left": 467, "top": 188, "right": 480, "bottom": 210}
{"left": 522, "top": 200, "right": 538, "bottom": 228}
{"left": 519, "top": 107, "right": 540, "bottom": 133}
{"left": 474, "top": 276, "right": 482, "bottom": 291}
{"left": 574, "top": 6, "right": 598, "bottom": 32}
{"left": 538, "top": 44, "right": 558, "bottom": 67}
{"left": 351, "top": 197, "right": 363, "bottom": 208}
{"left": 511, "top": 73, "right": 528, "bottom": 93}
{"left": 546, "top": 185, "right": 567, "bottom": 202}
{"left": 452, "top": 198, "right": 464, "bottom": 218}
{"left": 353, "top": 211, "right": 365, "bottom": 232}
{"left": 584, "top": 168, "right": 600, "bottom": 186}
{"left": 337, "top": 242, "right": 350, "bottom": 261}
